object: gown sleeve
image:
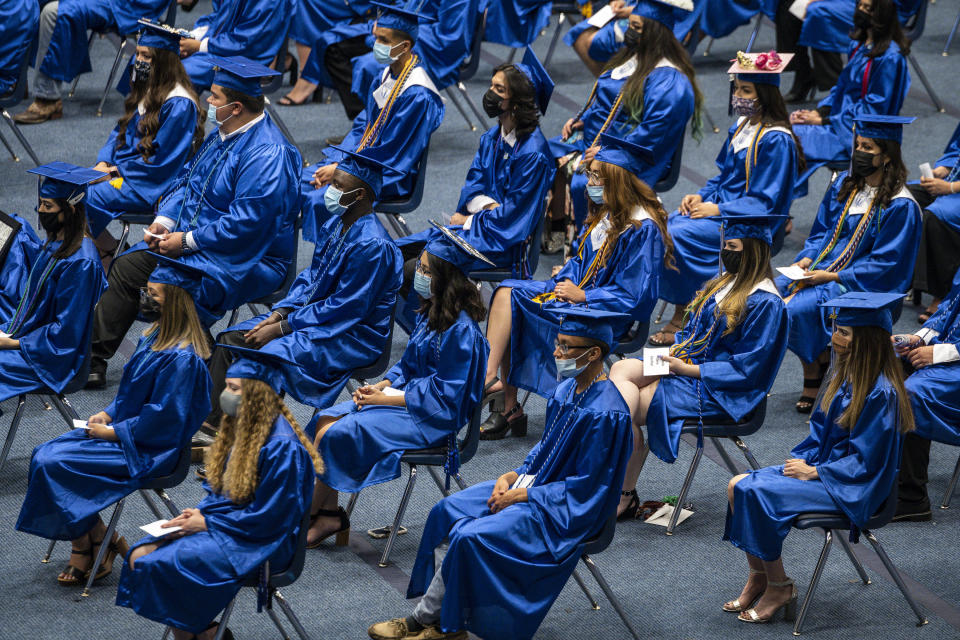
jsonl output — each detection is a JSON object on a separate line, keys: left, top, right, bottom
{"left": 455, "top": 131, "right": 494, "bottom": 212}
{"left": 97, "top": 126, "right": 121, "bottom": 164}
{"left": 935, "top": 122, "right": 960, "bottom": 169}
{"left": 698, "top": 132, "right": 733, "bottom": 202}
{"left": 836, "top": 197, "right": 921, "bottom": 292}
{"left": 625, "top": 70, "right": 692, "bottom": 177}
{"left": 583, "top": 222, "right": 661, "bottom": 317}
{"left": 845, "top": 48, "right": 911, "bottom": 131}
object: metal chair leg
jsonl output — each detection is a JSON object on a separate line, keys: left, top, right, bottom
{"left": 654, "top": 300, "right": 668, "bottom": 323}
{"left": 227, "top": 307, "right": 240, "bottom": 327}
{"left": 862, "top": 530, "right": 928, "bottom": 626}
{"left": 703, "top": 37, "right": 714, "bottom": 56}
{"left": 457, "top": 82, "right": 487, "bottom": 131}
{"left": 944, "top": 8, "right": 960, "bottom": 55}
{"left": 835, "top": 531, "right": 870, "bottom": 585}
{"left": 702, "top": 105, "right": 720, "bottom": 134}
{"left": 453, "top": 473, "right": 468, "bottom": 491}
{"left": 264, "top": 100, "right": 307, "bottom": 159}
{"left": 445, "top": 87, "right": 478, "bottom": 132}
{"left": 212, "top": 598, "right": 237, "bottom": 640}
{"left": 345, "top": 491, "right": 361, "bottom": 518}
{"left": 581, "top": 554, "right": 641, "bottom": 640}
{"left": 50, "top": 394, "right": 79, "bottom": 427}
{"left": 793, "top": 528, "right": 833, "bottom": 635}
{"left": 161, "top": 627, "right": 171, "bottom": 640}
{"left": 0, "top": 126, "right": 18, "bottom": 161}
{"left": 154, "top": 488, "right": 180, "bottom": 516}
{"left": 0, "top": 394, "right": 28, "bottom": 472}
{"left": 42, "top": 539, "right": 57, "bottom": 563}
{"left": 907, "top": 54, "right": 945, "bottom": 112}
{"left": 80, "top": 498, "right": 125, "bottom": 598}
{"left": 139, "top": 489, "right": 165, "bottom": 520}
{"left": 667, "top": 445, "right": 702, "bottom": 535}
{"left": 520, "top": 389, "right": 532, "bottom": 409}
{"left": 274, "top": 590, "right": 314, "bottom": 640}
{"left": 69, "top": 32, "right": 97, "bottom": 98}
{"left": 379, "top": 464, "right": 417, "bottom": 567}
{"left": 711, "top": 437, "right": 740, "bottom": 476}
{"left": 426, "top": 465, "right": 451, "bottom": 496}
{"left": 97, "top": 37, "right": 130, "bottom": 117}
{"left": 265, "top": 603, "right": 292, "bottom": 640}
{"left": 730, "top": 436, "right": 760, "bottom": 470}
{"left": 571, "top": 566, "right": 599, "bottom": 609}
{"left": 745, "top": 14, "right": 763, "bottom": 52}
{"left": 941, "top": 452, "right": 960, "bottom": 508}
{"left": 543, "top": 12, "right": 568, "bottom": 68}
{"left": 3, "top": 109, "right": 40, "bottom": 165}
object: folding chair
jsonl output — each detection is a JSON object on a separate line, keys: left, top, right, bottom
{"left": 0, "top": 36, "right": 41, "bottom": 165}
{"left": 445, "top": 8, "right": 488, "bottom": 132}
{"left": 903, "top": 0, "right": 945, "bottom": 112}
{"left": 376, "top": 145, "right": 430, "bottom": 238}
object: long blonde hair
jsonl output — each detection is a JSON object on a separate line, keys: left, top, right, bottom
{"left": 143, "top": 283, "right": 211, "bottom": 359}
{"left": 204, "top": 379, "right": 324, "bottom": 504}
{"left": 686, "top": 237, "right": 773, "bottom": 337}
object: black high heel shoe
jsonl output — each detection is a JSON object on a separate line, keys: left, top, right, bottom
{"left": 479, "top": 405, "right": 527, "bottom": 441}
{"left": 285, "top": 53, "right": 298, "bottom": 86}
{"left": 784, "top": 81, "right": 816, "bottom": 104}
{"left": 617, "top": 489, "right": 640, "bottom": 521}
{"left": 306, "top": 506, "right": 350, "bottom": 548}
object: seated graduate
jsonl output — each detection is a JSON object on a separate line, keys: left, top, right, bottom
{"left": 788, "top": 0, "right": 911, "bottom": 192}
{"left": 366, "top": 306, "right": 633, "bottom": 640}
{"left": 553, "top": 0, "right": 700, "bottom": 235}
{"left": 0, "top": 0, "right": 38, "bottom": 96}
{"left": 892, "top": 264, "right": 960, "bottom": 521}
{"left": 176, "top": 0, "right": 295, "bottom": 92}
{"left": 481, "top": 133, "right": 673, "bottom": 440}
{"left": 394, "top": 47, "right": 554, "bottom": 300}
{"left": 0, "top": 164, "right": 107, "bottom": 413}
{"left": 300, "top": 3, "right": 444, "bottom": 243}
{"left": 304, "top": 237, "right": 488, "bottom": 547}
{"left": 13, "top": 0, "right": 168, "bottom": 124}
{"left": 699, "top": 0, "right": 772, "bottom": 41}
{"left": 202, "top": 149, "right": 403, "bottom": 440}
{"left": 85, "top": 22, "right": 205, "bottom": 263}
{"left": 654, "top": 52, "right": 801, "bottom": 346}
{"left": 483, "top": 0, "right": 551, "bottom": 49}
{"left": 776, "top": 115, "right": 920, "bottom": 413}
{"left": 116, "top": 349, "right": 322, "bottom": 640}
{"left": 15, "top": 258, "right": 212, "bottom": 587}
{"left": 909, "top": 120, "right": 960, "bottom": 322}
{"left": 87, "top": 56, "right": 302, "bottom": 388}
{"left": 723, "top": 292, "right": 913, "bottom": 624}
{"left": 609, "top": 213, "right": 788, "bottom": 519}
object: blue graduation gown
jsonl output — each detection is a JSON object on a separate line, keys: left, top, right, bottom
{"left": 398, "top": 124, "right": 555, "bottom": 276}
{"left": 799, "top": 0, "right": 923, "bottom": 53}
{"left": 928, "top": 122, "right": 960, "bottom": 233}
{"left": 776, "top": 177, "right": 921, "bottom": 363}
{"left": 564, "top": 1, "right": 705, "bottom": 61}
{"left": 725, "top": 376, "right": 904, "bottom": 561}
{"left": 406, "top": 378, "right": 633, "bottom": 640}
{"left": 16, "top": 338, "right": 211, "bottom": 540}
{"left": 116, "top": 415, "right": 314, "bottom": 634}
{"left": 661, "top": 118, "right": 800, "bottom": 305}
{"left": 646, "top": 280, "right": 788, "bottom": 463}
{"left": 700, "top": 0, "right": 775, "bottom": 39}
{"left": 86, "top": 88, "right": 199, "bottom": 237}
{"left": 0, "top": 0, "right": 37, "bottom": 95}
{"left": 0, "top": 214, "right": 43, "bottom": 320}
{"left": 483, "top": 0, "right": 552, "bottom": 47}
{"left": 0, "top": 236, "right": 106, "bottom": 402}
{"left": 301, "top": 65, "right": 444, "bottom": 242}
{"left": 292, "top": 0, "right": 372, "bottom": 47}
{"left": 38, "top": 0, "right": 167, "bottom": 83}
{"left": 134, "top": 114, "right": 301, "bottom": 326}
{"left": 309, "top": 310, "right": 487, "bottom": 490}
{"left": 227, "top": 214, "right": 402, "bottom": 409}
{"left": 907, "top": 267, "right": 960, "bottom": 445}
{"left": 182, "top": 0, "right": 295, "bottom": 91}
{"left": 793, "top": 41, "right": 910, "bottom": 189}
{"left": 505, "top": 211, "right": 664, "bottom": 398}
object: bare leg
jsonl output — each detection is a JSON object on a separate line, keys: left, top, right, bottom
{"left": 484, "top": 287, "right": 513, "bottom": 390}
{"left": 650, "top": 304, "right": 685, "bottom": 345}
{"left": 742, "top": 557, "right": 794, "bottom": 620}
{"left": 571, "top": 29, "right": 604, "bottom": 77}
{"left": 610, "top": 360, "right": 660, "bottom": 514}
{"left": 127, "top": 542, "right": 159, "bottom": 570}
{"left": 797, "top": 349, "right": 830, "bottom": 411}
{"left": 308, "top": 417, "right": 345, "bottom": 542}
{"left": 722, "top": 475, "right": 768, "bottom": 610}
{"left": 295, "top": 42, "right": 310, "bottom": 71}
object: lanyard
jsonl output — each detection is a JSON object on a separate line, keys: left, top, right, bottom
{"left": 174, "top": 134, "right": 244, "bottom": 229}
{"left": 303, "top": 219, "right": 347, "bottom": 301}
{"left": 526, "top": 372, "right": 603, "bottom": 477}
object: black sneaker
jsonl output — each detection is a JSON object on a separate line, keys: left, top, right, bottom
{"left": 892, "top": 502, "right": 933, "bottom": 522}
{"left": 85, "top": 358, "right": 107, "bottom": 389}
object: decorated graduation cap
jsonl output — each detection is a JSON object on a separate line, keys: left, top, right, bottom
{"left": 328, "top": 145, "right": 400, "bottom": 200}
{"left": 819, "top": 291, "right": 906, "bottom": 334}
{"left": 727, "top": 51, "right": 792, "bottom": 88}
{"left": 371, "top": 1, "right": 436, "bottom": 42}
{"left": 209, "top": 55, "right": 279, "bottom": 98}
{"left": 424, "top": 220, "right": 495, "bottom": 272}
{"left": 137, "top": 18, "right": 187, "bottom": 54}
{"left": 512, "top": 47, "right": 554, "bottom": 115}
{"left": 27, "top": 162, "right": 103, "bottom": 204}
{"left": 223, "top": 344, "right": 299, "bottom": 394}
{"left": 547, "top": 306, "right": 631, "bottom": 352}
{"left": 853, "top": 114, "right": 915, "bottom": 145}
{"left": 718, "top": 211, "right": 790, "bottom": 246}
{"left": 632, "top": 0, "right": 693, "bottom": 31}
{"left": 595, "top": 132, "right": 654, "bottom": 170}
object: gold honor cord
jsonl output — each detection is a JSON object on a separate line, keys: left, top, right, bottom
{"left": 532, "top": 220, "right": 612, "bottom": 304}
{"left": 357, "top": 54, "right": 419, "bottom": 152}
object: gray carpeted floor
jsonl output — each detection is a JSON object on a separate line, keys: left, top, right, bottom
{"left": 1, "top": 2, "right": 960, "bottom": 638}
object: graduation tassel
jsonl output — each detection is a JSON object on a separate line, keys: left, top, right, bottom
{"left": 444, "top": 433, "right": 460, "bottom": 491}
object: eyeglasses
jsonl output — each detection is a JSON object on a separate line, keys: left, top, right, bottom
{"left": 585, "top": 170, "right": 603, "bottom": 184}
{"left": 415, "top": 262, "right": 432, "bottom": 276}
{"left": 554, "top": 342, "right": 592, "bottom": 356}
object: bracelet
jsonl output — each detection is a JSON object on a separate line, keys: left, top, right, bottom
{"left": 278, "top": 322, "right": 287, "bottom": 337}
{"left": 180, "top": 234, "right": 190, "bottom": 255}
{"left": 952, "top": 181, "right": 958, "bottom": 194}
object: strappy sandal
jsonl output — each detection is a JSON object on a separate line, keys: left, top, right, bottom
{"left": 306, "top": 506, "right": 350, "bottom": 548}
{"left": 648, "top": 322, "right": 681, "bottom": 347}
{"left": 57, "top": 545, "right": 93, "bottom": 586}
{"left": 481, "top": 377, "right": 504, "bottom": 408}
{"left": 722, "top": 568, "right": 766, "bottom": 612}
{"left": 918, "top": 300, "right": 940, "bottom": 324}
{"left": 278, "top": 92, "right": 312, "bottom": 107}
{"left": 796, "top": 361, "right": 828, "bottom": 414}
{"left": 92, "top": 533, "right": 130, "bottom": 581}
{"left": 617, "top": 489, "right": 640, "bottom": 521}
{"left": 739, "top": 578, "right": 797, "bottom": 623}
{"left": 480, "top": 405, "right": 527, "bottom": 441}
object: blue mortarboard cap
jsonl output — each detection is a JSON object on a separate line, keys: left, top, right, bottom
{"left": 819, "top": 291, "right": 906, "bottom": 334}
{"left": 137, "top": 18, "right": 186, "bottom": 54}
{"left": 423, "top": 220, "right": 495, "bottom": 273}
{"left": 209, "top": 55, "right": 279, "bottom": 97}
{"left": 328, "top": 144, "right": 400, "bottom": 200}
{"left": 853, "top": 114, "right": 915, "bottom": 145}
{"left": 146, "top": 252, "right": 216, "bottom": 324}
{"left": 595, "top": 132, "right": 654, "bottom": 170}
{"left": 28, "top": 162, "right": 103, "bottom": 203}
{"left": 371, "top": 1, "right": 436, "bottom": 42}
{"left": 633, "top": 0, "right": 693, "bottom": 31}
{"left": 727, "top": 51, "right": 792, "bottom": 88}
{"left": 718, "top": 211, "right": 790, "bottom": 246}
{"left": 512, "top": 47, "right": 554, "bottom": 115}
{"left": 546, "top": 306, "right": 632, "bottom": 352}
{"left": 223, "top": 344, "right": 299, "bottom": 394}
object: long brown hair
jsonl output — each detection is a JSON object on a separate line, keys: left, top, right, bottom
{"left": 752, "top": 82, "right": 807, "bottom": 173}
{"left": 604, "top": 16, "right": 704, "bottom": 140}
{"left": 143, "top": 282, "right": 211, "bottom": 359}
{"left": 205, "top": 379, "right": 324, "bottom": 504}
{"left": 819, "top": 325, "right": 914, "bottom": 433}
{"left": 419, "top": 253, "right": 487, "bottom": 333}
{"left": 493, "top": 62, "right": 540, "bottom": 139}
{"left": 48, "top": 198, "right": 91, "bottom": 260}
{"left": 116, "top": 47, "right": 204, "bottom": 161}
{"left": 837, "top": 137, "right": 907, "bottom": 209}
{"left": 851, "top": 0, "right": 911, "bottom": 57}
{"left": 686, "top": 237, "right": 773, "bottom": 336}
{"left": 583, "top": 159, "right": 676, "bottom": 271}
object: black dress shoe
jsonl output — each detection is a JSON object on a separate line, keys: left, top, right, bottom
{"left": 784, "top": 80, "right": 816, "bottom": 104}
{"left": 892, "top": 501, "right": 933, "bottom": 522}
{"left": 85, "top": 359, "right": 107, "bottom": 389}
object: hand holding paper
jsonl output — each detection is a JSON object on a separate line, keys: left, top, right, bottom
{"left": 139, "top": 519, "right": 183, "bottom": 538}
{"left": 643, "top": 347, "right": 670, "bottom": 376}
{"left": 777, "top": 265, "right": 812, "bottom": 281}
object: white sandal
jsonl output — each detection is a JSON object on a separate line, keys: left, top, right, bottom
{"left": 722, "top": 568, "right": 766, "bottom": 612}
{"left": 738, "top": 578, "right": 798, "bottom": 623}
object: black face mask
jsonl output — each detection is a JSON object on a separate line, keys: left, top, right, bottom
{"left": 853, "top": 9, "right": 872, "bottom": 29}
{"left": 131, "top": 59, "right": 152, "bottom": 86}
{"left": 36, "top": 207, "right": 63, "bottom": 237}
{"left": 721, "top": 248, "right": 742, "bottom": 275}
{"left": 624, "top": 27, "right": 642, "bottom": 49}
{"left": 138, "top": 289, "right": 162, "bottom": 323}
{"left": 482, "top": 89, "right": 505, "bottom": 118}
{"left": 851, "top": 150, "right": 879, "bottom": 179}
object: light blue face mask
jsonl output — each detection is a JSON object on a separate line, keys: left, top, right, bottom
{"left": 555, "top": 352, "right": 588, "bottom": 379}
{"left": 413, "top": 271, "right": 433, "bottom": 299}
{"left": 220, "top": 389, "right": 241, "bottom": 417}
{"left": 373, "top": 41, "right": 401, "bottom": 65}
{"left": 586, "top": 185, "right": 605, "bottom": 204}
{"left": 207, "top": 102, "right": 236, "bottom": 128}
{"left": 324, "top": 185, "right": 361, "bottom": 216}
